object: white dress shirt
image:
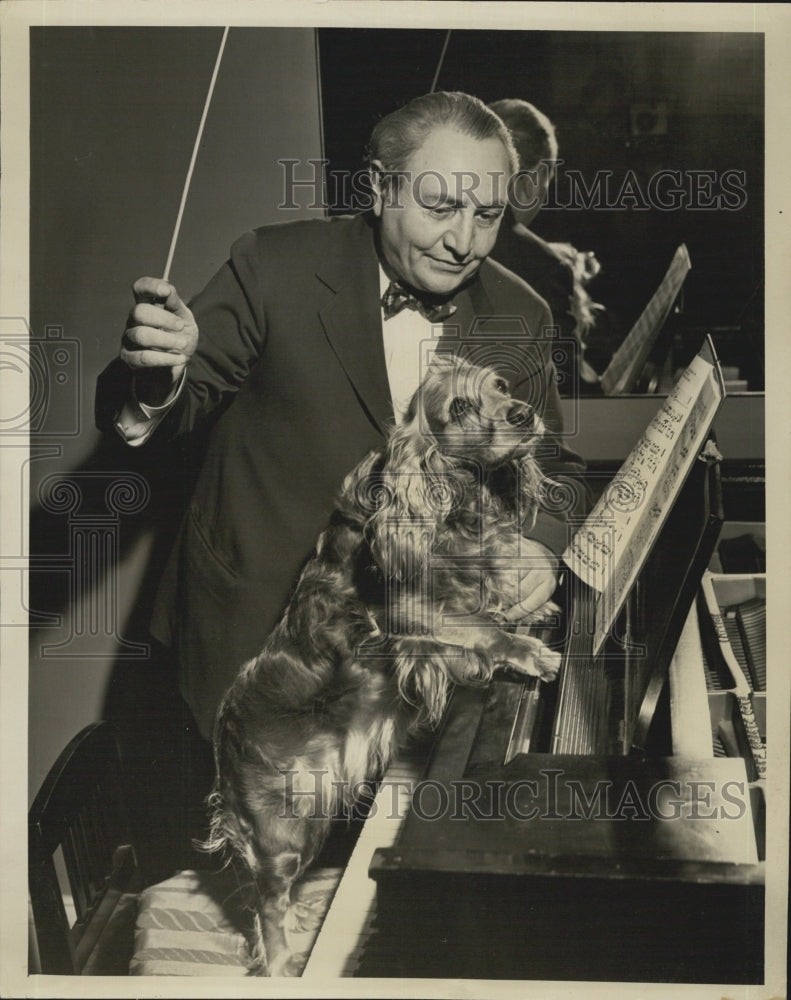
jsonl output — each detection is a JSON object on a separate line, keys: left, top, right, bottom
{"left": 378, "top": 265, "right": 443, "bottom": 424}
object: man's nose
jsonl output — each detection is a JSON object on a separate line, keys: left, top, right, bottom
{"left": 443, "top": 212, "right": 475, "bottom": 259}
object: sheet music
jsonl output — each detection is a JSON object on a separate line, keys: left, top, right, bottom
{"left": 600, "top": 244, "right": 691, "bottom": 396}
{"left": 564, "top": 340, "right": 725, "bottom": 657}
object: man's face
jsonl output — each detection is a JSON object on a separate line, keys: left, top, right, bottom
{"left": 372, "top": 127, "right": 512, "bottom": 297}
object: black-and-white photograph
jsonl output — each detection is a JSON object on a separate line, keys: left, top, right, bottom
{"left": 2, "top": 3, "right": 788, "bottom": 997}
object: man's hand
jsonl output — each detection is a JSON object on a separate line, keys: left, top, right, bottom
{"left": 121, "top": 277, "right": 199, "bottom": 405}
{"left": 501, "top": 538, "right": 559, "bottom": 623}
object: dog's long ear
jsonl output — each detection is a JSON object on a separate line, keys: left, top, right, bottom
{"left": 515, "top": 454, "right": 545, "bottom": 530}
{"left": 336, "top": 450, "right": 384, "bottom": 526}
{"left": 364, "top": 418, "right": 459, "bottom": 582}
{"left": 533, "top": 472, "right": 587, "bottom": 529}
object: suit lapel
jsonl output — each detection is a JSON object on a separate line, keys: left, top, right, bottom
{"left": 315, "top": 222, "right": 511, "bottom": 431}
{"left": 316, "top": 216, "right": 393, "bottom": 436}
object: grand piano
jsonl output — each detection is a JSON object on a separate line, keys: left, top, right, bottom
{"left": 304, "top": 343, "right": 767, "bottom": 984}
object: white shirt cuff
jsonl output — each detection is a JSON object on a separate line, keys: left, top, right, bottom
{"left": 113, "top": 369, "right": 186, "bottom": 446}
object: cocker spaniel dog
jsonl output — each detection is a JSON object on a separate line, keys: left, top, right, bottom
{"left": 205, "top": 354, "right": 561, "bottom": 975}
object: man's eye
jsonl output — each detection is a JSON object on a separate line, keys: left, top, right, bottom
{"left": 429, "top": 205, "right": 455, "bottom": 218}
{"left": 476, "top": 210, "right": 503, "bottom": 226}
{"left": 449, "top": 397, "right": 474, "bottom": 421}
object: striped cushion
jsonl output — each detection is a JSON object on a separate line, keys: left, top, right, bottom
{"left": 130, "top": 867, "right": 342, "bottom": 976}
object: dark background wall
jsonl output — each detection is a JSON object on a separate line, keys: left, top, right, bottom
{"left": 30, "top": 26, "right": 324, "bottom": 484}
{"left": 28, "top": 27, "right": 324, "bottom": 817}
{"left": 319, "top": 29, "right": 764, "bottom": 381}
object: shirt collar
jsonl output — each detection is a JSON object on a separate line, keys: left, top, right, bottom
{"left": 378, "top": 263, "right": 391, "bottom": 300}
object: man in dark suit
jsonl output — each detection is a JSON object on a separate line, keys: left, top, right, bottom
{"left": 489, "top": 98, "right": 595, "bottom": 390}
{"left": 96, "top": 91, "right": 588, "bottom": 742}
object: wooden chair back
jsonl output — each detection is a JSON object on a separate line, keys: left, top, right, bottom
{"left": 28, "top": 722, "right": 140, "bottom": 974}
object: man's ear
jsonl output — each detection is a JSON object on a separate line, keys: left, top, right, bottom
{"left": 369, "top": 159, "right": 385, "bottom": 218}
{"left": 513, "top": 170, "right": 541, "bottom": 212}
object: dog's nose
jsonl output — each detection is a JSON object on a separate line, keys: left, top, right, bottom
{"left": 506, "top": 403, "right": 534, "bottom": 429}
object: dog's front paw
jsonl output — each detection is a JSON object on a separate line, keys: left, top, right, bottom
{"left": 499, "top": 633, "right": 561, "bottom": 681}
{"left": 533, "top": 640, "right": 561, "bottom": 680}
{"left": 246, "top": 953, "right": 268, "bottom": 977}
{"left": 268, "top": 950, "right": 301, "bottom": 977}
{"left": 246, "top": 924, "right": 296, "bottom": 977}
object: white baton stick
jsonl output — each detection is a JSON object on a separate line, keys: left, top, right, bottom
{"left": 162, "top": 26, "right": 230, "bottom": 282}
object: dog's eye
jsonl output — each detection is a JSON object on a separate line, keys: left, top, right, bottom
{"left": 494, "top": 378, "right": 509, "bottom": 395}
{"left": 449, "top": 397, "right": 473, "bottom": 421}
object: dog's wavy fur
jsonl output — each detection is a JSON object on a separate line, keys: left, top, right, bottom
{"left": 204, "top": 355, "right": 560, "bottom": 975}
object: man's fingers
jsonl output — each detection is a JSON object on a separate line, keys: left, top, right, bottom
{"left": 501, "top": 577, "right": 556, "bottom": 622}
{"left": 132, "top": 277, "right": 193, "bottom": 322}
{"left": 160, "top": 283, "right": 194, "bottom": 321}
{"left": 132, "top": 276, "right": 171, "bottom": 303}
{"left": 128, "top": 302, "right": 190, "bottom": 334}
{"left": 124, "top": 324, "right": 192, "bottom": 352}
{"left": 120, "top": 346, "right": 190, "bottom": 370}
{"left": 122, "top": 278, "right": 198, "bottom": 374}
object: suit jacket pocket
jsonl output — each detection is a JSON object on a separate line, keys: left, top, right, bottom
{"left": 185, "top": 506, "right": 240, "bottom": 605}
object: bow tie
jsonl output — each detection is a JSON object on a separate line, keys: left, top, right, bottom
{"left": 381, "top": 281, "right": 457, "bottom": 323}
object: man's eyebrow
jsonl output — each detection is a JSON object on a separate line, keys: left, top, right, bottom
{"left": 415, "top": 193, "right": 464, "bottom": 209}
{"left": 416, "top": 193, "right": 507, "bottom": 210}
{"left": 472, "top": 199, "right": 507, "bottom": 212}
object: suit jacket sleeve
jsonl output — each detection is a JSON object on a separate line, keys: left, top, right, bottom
{"left": 95, "top": 230, "right": 269, "bottom": 441}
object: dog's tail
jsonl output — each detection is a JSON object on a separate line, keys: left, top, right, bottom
{"left": 196, "top": 768, "right": 255, "bottom": 868}
{"left": 198, "top": 780, "right": 273, "bottom": 891}
{"left": 197, "top": 786, "right": 233, "bottom": 857}
{"left": 199, "top": 782, "right": 262, "bottom": 876}
{"left": 195, "top": 696, "right": 259, "bottom": 868}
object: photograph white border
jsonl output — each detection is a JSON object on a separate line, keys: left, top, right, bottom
{"left": 2, "top": 3, "right": 788, "bottom": 998}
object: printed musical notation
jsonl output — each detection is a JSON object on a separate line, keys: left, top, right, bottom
{"left": 563, "top": 339, "right": 725, "bottom": 657}
{"left": 600, "top": 244, "right": 692, "bottom": 396}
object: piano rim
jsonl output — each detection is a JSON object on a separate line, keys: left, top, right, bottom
{"left": 369, "top": 845, "right": 766, "bottom": 885}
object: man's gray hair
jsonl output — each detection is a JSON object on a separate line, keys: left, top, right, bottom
{"left": 488, "top": 98, "right": 558, "bottom": 172}
{"left": 366, "top": 91, "right": 519, "bottom": 184}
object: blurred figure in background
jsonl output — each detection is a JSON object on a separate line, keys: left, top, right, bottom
{"left": 489, "top": 98, "right": 602, "bottom": 391}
